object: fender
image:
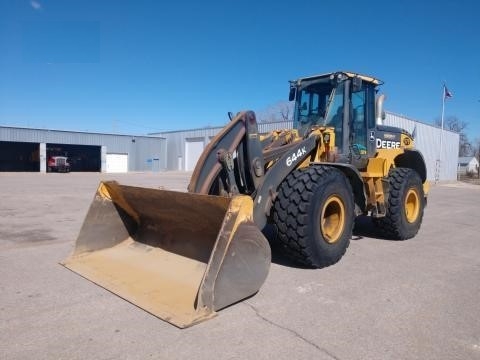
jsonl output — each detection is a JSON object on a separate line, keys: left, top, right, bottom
{"left": 312, "top": 162, "right": 368, "bottom": 213}
{"left": 394, "top": 149, "right": 427, "bottom": 183}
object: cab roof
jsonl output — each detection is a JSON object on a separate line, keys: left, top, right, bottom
{"left": 291, "top": 71, "right": 383, "bottom": 86}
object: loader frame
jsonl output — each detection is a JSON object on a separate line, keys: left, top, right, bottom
{"left": 62, "top": 70, "right": 429, "bottom": 329}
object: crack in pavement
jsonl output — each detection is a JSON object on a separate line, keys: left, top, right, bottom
{"left": 244, "top": 301, "right": 340, "bottom": 360}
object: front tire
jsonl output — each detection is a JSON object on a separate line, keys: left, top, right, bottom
{"left": 374, "top": 167, "right": 425, "bottom": 239}
{"left": 272, "top": 165, "right": 354, "bottom": 268}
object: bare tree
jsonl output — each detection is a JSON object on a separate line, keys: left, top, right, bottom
{"left": 257, "top": 101, "right": 294, "bottom": 123}
{"left": 435, "top": 116, "right": 471, "bottom": 156}
{"left": 473, "top": 137, "right": 480, "bottom": 159}
{"left": 474, "top": 137, "right": 480, "bottom": 178}
{"left": 279, "top": 103, "right": 292, "bottom": 121}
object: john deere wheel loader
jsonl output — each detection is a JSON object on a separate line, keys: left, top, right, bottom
{"left": 62, "top": 71, "right": 428, "bottom": 328}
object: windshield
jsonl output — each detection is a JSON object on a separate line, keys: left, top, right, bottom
{"left": 324, "top": 82, "right": 345, "bottom": 128}
{"left": 294, "top": 80, "right": 345, "bottom": 139}
{"left": 294, "top": 83, "right": 331, "bottom": 136}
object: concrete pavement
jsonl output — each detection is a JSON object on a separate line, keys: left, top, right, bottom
{"left": 1, "top": 172, "right": 479, "bottom": 360}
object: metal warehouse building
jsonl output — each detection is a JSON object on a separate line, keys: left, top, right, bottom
{"left": 153, "top": 112, "right": 459, "bottom": 181}
{"left": 0, "top": 126, "right": 166, "bottom": 173}
{"left": 1, "top": 112, "right": 459, "bottom": 180}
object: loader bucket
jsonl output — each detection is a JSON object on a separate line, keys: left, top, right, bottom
{"left": 61, "top": 181, "right": 271, "bottom": 328}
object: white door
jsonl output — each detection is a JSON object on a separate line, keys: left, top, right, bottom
{"left": 185, "top": 138, "right": 204, "bottom": 171}
{"left": 106, "top": 153, "right": 128, "bottom": 173}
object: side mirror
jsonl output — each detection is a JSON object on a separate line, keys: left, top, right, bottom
{"left": 289, "top": 87, "right": 296, "bottom": 101}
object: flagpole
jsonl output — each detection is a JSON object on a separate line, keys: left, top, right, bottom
{"left": 436, "top": 86, "right": 444, "bottom": 183}
{"left": 439, "top": 85, "right": 445, "bottom": 177}
{"left": 437, "top": 84, "right": 452, "bottom": 183}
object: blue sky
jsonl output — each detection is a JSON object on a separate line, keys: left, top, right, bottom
{"left": 1, "top": 0, "right": 479, "bottom": 140}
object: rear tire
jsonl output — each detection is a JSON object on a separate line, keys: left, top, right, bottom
{"left": 373, "top": 167, "right": 425, "bottom": 239}
{"left": 272, "top": 165, "right": 354, "bottom": 268}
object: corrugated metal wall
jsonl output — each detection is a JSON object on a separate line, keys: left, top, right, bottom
{"left": 384, "top": 112, "right": 459, "bottom": 181}
{"left": 258, "top": 121, "right": 293, "bottom": 133}
{"left": 0, "top": 126, "right": 166, "bottom": 171}
{"left": 128, "top": 136, "right": 167, "bottom": 171}
{"left": 157, "top": 127, "right": 222, "bottom": 170}
{"left": 156, "top": 114, "right": 459, "bottom": 181}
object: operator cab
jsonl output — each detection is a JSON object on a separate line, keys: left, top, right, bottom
{"left": 290, "top": 71, "right": 382, "bottom": 168}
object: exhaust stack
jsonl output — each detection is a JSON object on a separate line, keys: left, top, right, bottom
{"left": 376, "top": 94, "right": 386, "bottom": 125}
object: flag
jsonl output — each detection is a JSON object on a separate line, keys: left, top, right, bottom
{"left": 444, "top": 84, "right": 453, "bottom": 99}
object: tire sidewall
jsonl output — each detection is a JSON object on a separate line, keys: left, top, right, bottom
{"left": 307, "top": 169, "right": 354, "bottom": 263}
{"left": 394, "top": 169, "right": 425, "bottom": 238}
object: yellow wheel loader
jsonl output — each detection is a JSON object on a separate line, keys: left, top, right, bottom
{"left": 62, "top": 71, "right": 428, "bottom": 328}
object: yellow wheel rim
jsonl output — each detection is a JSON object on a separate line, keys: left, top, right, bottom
{"left": 320, "top": 195, "right": 345, "bottom": 244}
{"left": 405, "top": 188, "right": 420, "bottom": 223}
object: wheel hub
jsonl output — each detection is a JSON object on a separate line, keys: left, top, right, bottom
{"left": 405, "top": 188, "right": 420, "bottom": 223}
{"left": 320, "top": 195, "right": 345, "bottom": 244}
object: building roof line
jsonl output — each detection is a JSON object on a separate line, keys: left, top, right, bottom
{"left": 0, "top": 125, "right": 165, "bottom": 139}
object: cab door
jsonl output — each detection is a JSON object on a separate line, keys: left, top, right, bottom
{"left": 350, "top": 83, "right": 376, "bottom": 169}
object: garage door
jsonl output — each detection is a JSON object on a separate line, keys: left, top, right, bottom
{"left": 106, "top": 153, "right": 128, "bottom": 173}
{"left": 185, "top": 138, "right": 204, "bottom": 171}
{"left": 47, "top": 143, "right": 101, "bottom": 172}
{"left": 0, "top": 141, "right": 40, "bottom": 171}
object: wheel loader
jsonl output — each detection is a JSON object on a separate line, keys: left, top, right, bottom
{"left": 62, "top": 71, "right": 428, "bottom": 328}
